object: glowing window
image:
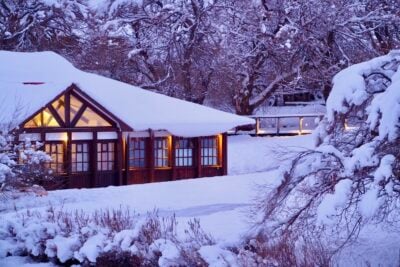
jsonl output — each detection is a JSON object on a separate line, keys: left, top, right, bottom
{"left": 51, "top": 95, "right": 65, "bottom": 122}
{"left": 24, "top": 113, "right": 42, "bottom": 128}
{"left": 45, "top": 143, "right": 64, "bottom": 173}
{"left": 75, "top": 107, "right": 111, "bottom": 127}
{"left": 70, "top": 95, "right": 83, "bottom": 122}
{"left": 42, "top": 108, "right": 59, "bottom": 127}
{"left": 24, "top": 108, "right": 60, "bottom": 128}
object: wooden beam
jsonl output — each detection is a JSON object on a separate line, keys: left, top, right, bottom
{"left": 222, "top": 133, "right": 228, "bottom": 176}
{"left": 70, "top": 104, "right": 87, "bottom": 127}
{"left": 125, "top": 134, "right": 130, "bottom": 185}
{"left": 117, "top": 131, "right": 123, "bottom": 186}
{"left": 65, "top": 91, "right": 71, "bottom": 127}
{"left": 171, "top": 136, "right": 176, "bottom": 181}
{"left": 66, "top": 131, "right": 72, "bottom": 188}
{"left": 196, "top": 137, "right": 202, "bottom": 178}
{"left": 148, "top": 130, "right": 155, "bottom": 183}
{"left": 22, "top": 127, "right": 117, "bottom": 133}
{"left": 92, "top": 132, "right": 98, "bottom": 188}
{"left": 47, "top": 104, "right": 66, "bottom": 128}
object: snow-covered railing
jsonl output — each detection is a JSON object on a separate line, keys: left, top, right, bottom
{"left": 244, "top": 113, "right": 325, "bottom": 136}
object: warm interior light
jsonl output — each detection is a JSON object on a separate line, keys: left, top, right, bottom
{"left": 61, "top": 133, "right": 68, "bottom": 142}
{"left": 218, "top": 134, "right": 223, "bottom": 165}
{"left": 168, "top": 135, "right": 172, "bottom": 151}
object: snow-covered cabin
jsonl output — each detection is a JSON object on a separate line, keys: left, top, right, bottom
{"left": 1, "top": 51, "right": 253, "bottom": 189}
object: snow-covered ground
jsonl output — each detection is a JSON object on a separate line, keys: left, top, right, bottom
{"left": 0, "top": 135, "right": 313, "bottom": 265}
{"left": 1, "top": 134, "right": 399, "bottom": 266}
{"left": 0, "top": 135, "right": 314, "bottom": 239}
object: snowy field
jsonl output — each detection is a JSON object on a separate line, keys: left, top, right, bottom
{"left": 1, "top": 134, "right": 399, "bottom": 266}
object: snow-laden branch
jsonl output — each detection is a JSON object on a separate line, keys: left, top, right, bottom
{"left": 249, "top": 67, "right": 299, "bottom": 107}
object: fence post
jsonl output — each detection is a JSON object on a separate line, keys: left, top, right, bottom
{"left": 299, "top": 116, "right": 303, "bottom": 135}
{"left": 276, "top": 117, "right": 280, "bottom": 135}
{"left": 255, "top": 117, "right": 260, "bottom": 136}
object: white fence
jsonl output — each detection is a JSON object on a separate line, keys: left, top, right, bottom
{"left": 231, "top": 113, "right": 325, "bottom": 136}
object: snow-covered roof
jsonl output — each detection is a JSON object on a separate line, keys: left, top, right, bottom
{"left": 0, "top": 51, "right": 254, "bottom": 137}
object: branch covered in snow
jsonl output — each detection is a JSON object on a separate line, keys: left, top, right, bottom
{"left": 257, "top": 50, "right": 400, "bottom": 248}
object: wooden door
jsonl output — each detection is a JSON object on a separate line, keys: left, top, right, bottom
{"left": 70, "top": 141, "right": 92, "bottom": 188}
{"left": 95, "top": 140, "right": 118, "bottom": 187}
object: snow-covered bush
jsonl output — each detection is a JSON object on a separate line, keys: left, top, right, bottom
{"left": 0, "top": 129, "right": 51, "bottom": 196}
{"left": 236, "top": 234, "right": 333, "bottom": 267}
{"left": 0, "top": 207, "right": 215, "bottom": 266}
{"left": 0, "top": 204, "right": 339, "bottom": 266}
{"left": 258, "top": 51, "right": 400, "bottom": 245}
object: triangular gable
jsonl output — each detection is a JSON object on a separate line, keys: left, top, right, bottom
{"left": 21, "top": 85, "right": 129, "bottom": 130}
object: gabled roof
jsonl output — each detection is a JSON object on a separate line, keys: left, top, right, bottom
{"left": 0, "top": 51, "right": 254, "bottom": 137}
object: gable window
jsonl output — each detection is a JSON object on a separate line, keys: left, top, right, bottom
{"left": 97, "top": 142, "right": 115, "bottom": 171}
{"left": 25, "top": 108, "right": 60, "bottom": 128}
{"left": 51, "top": 95, "right": 66, "bottom": 122}
{"left": 71, "top": 143, "right": 90, "bottom": 172}
{"left": 70, "top": 94, "right": 83, "bottom": 123}
{"left": 175, "top": 138, "right": 193, "bottom": 167}
{"left": 76, "top": 107, "right": 111, "bottom": 127}
{"left": 45, "top": 143, "right": 64, "bottom": 173}
{"left": 201, "top": 137, "right": 219, "bottom": 166}
{"left": 129, "top": 138, "right": 146, "bottom": 168}
{"left": 154, "top": 137, "right": 170, "bottom": 168}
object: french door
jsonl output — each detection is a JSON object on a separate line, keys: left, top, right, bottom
{"left": 95, "top": 140, "right": 118, "bottom": 187}
{"left": 70, "top": 141, "right": 92, "bottom": 188}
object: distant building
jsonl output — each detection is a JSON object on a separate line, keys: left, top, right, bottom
{"left": 270, "top": 89, "right": 325, "bottom": 106}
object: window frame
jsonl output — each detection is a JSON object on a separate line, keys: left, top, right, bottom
{"left": 128, "top": 137, "right": 147, "bottom": 169}
{"left": 174, "top": 138, "right": 194, "bottom": 167}
{"left": 153, "top": 137, "right": 170, "bottom": 168}
{"left": 200, "top": 136, "right": 220, "bottom": 167}
{"left": 44, "top": 141, "right": 65, "bottom": 174}
{"left": 71, "top": 141, "right": 90, "bottom": 173}
{"left": 96, "top": 140, "right": 116, "bottom": 171}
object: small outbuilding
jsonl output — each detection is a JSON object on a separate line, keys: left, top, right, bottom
{"left": 0, "top": 51, "right": 254, "bottom": 189}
